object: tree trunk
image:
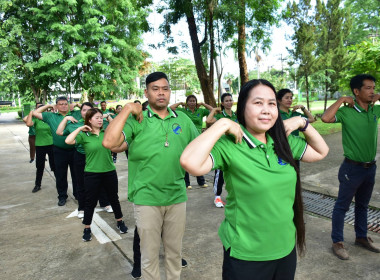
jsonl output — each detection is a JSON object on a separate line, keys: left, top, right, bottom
{"left": 186, "top": 11, "right": 216, "bottom": 107}
{"left": 237, "top": 0, "right": 248, "bottom": 86}
{"left": 324, "top": 70, "right": 328, "bottom": 111}
{"left": 305, "top": 75, "right": 310, "bottom": 110}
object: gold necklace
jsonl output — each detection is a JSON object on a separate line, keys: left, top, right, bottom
{"left": 162, "top": 119, "right": 171, "bottom": 147}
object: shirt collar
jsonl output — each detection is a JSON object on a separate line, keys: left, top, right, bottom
{"left": 147, "top": 105, "right": 178, "bottom": 119}
{"left": 241, "top": 125, "right": 274, "bottom": 149}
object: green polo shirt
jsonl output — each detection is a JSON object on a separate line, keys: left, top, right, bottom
{"left": 176, "top": 107, "right": 209, "bottom": 133}
{"left": 215, "top": 110, "right": 238, "bottom": 123}
{"left": 71, "top": 110, "right": 82, "bottom": 120}
{"left": 279, "top": 109, "right": 304, "bottom": 137}
{"left": 28, "top": 126, "right": 36, "bottom": 136}
{"left": 335, "top": 102, "right": 380, "bottom": 162}
{"left": 102, "top": 109, "right": 111, "bottom": 130}
{"left": 34, "top": 118, "right": 53, "bottom": 146}
{"left": 123, "top": 105, "right": 199, "bottom": 206}
{"left": 75, "top": 130, "right": 115, "bottom": 172}
{"left": 63, "top": 119, "right": 85, "bottom": 154}
{"left": 42, "top": 111, "right": 75, "bottom": 149}
{"left": 210, "top": 125, "right": 307, "bottom": 261}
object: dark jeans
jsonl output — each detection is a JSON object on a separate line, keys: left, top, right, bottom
{"left": 82, "top": 170, "right": 123, "bottom": 225}
{"left": 35, "top": 145, "right": 55, "bottom": 187}
{"left": 331, "top": 160, "right": 376, "bottom": 243}
{"left": 74, "top": 151, "right": 110, "bottom": 211}
{"left": 213, "top": 169, "right": 224, "bottom": 196}
{"left": 222, "top": 247, "right": 297, "bottom": 280}
{"left": 184, "top": 172, "right": 205, "bottom": 187}
{"left": 133, "top": 227, "right": 141, "bottom": 267}
{"left": 53, "top": 146, "right": 77, "bottom": 200}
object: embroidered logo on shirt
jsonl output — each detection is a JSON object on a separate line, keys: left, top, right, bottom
{"left": 172, "top": 123, "right": 182, "bottom": 135}
{"left": 278, "top": 157, "right": 288, "bottom": 166}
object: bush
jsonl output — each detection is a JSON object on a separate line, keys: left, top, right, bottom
{"left": 18, "top": 110, "right": 22, "bottom": 118}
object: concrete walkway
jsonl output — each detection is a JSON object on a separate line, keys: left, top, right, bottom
{"left": 0, "top": 112, "right": 379, "bottom": 280}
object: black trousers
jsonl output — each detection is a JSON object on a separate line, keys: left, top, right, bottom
{"left": 213, "top": 169, "right": 224, "bottom": 196}
{"left": 133, "top": 227, "right": 141, "bottom": 267}
{"left": 53, "top": 146, "right": 77, "bottom": 200}
{"left": 35, "top": 145, "right": 55, "bottom": 187}
{"left": 82, "top": 170, "right": 123, "bottom": 225}
{"left": 222, "top": 247, "right": 297, "bottom": 280}
{"left": 74, "top": 151, "right": 110, "bottom": 211}
{"left": 184, "top": 172, "right": 205, "bottom": 187}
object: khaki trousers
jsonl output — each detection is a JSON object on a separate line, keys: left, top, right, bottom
{"left": 134, "top": 202, "right": 186, "bottom": 280}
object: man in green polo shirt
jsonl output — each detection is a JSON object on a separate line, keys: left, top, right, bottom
{"left": 100, "top": 100, "right": 113, "bottom": 130}
{"left": 322, "top": 74, "right": 380, "bottom": 260}
{"left": 103, "top": 72, "right": 198, "bottom": 280}
{"left": 33, "top": 96, "right": 78, "bottom": 206}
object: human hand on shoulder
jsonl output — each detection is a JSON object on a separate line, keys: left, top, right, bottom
{"left": 292, "top": 104, "right": 305, "bottom": 111}
{"left": 80, "top": 125, "right": 92, "bottom": 132}
{"left": 213, "top": 107, "right": 222, "bottom": 114}
{"left": 66, "top": 116, "right": 78, "bottom": 123}
{"left": 125, "top": 102, "right": 143, "bottom": 123}
{"left": 217, "top": 118, "right": 243, "bottom": 144}
{"left": 340, "top": 96, "right": 354, "bottom": 107}
{"left": 283, "top": 116, "right": 307, "bottom": 136}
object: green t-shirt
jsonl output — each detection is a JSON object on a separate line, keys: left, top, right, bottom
{"left": 215, "top": 110, "right": 238, "bottom": 123}
{"left": 75, "top": 130, "right": 115, "bottom": 173}
{"left": 34, "top": 118, "right": 53, "bottom": 146}
{"left": 335, "top": 102, "right": 380, "bottom": 162}
{"left": 279, "top": 109, "right": 304, "bottom": 137}
{"left": 210, "top": 125, "right": 307, "bottom": 261}
{"left": 176, "top": 107, "right": 209, "bottom": 133}
{"left": 63, "top": 119, "right": 85, "bottom": 154}
{"left": 101, "top": 109, "right": 111, "bottom": 130}
{"left": 71, "top": 110, "right": 82, "bottom": 121}
{"left": 123, "top": 106, "right": 199, "bottom": 206}
{"left": 42, "top": 111, "right": 75, "bottom": 149}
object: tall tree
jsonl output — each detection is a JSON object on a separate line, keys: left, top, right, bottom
{"left": 0, "top": 0, "right": 150, "bottom": 103}
{"left": 284, "top": 0, "right": 317, "bottom": 110}
{"left": 345, "top": 0, "right": 380, "bottom": 45}
{"left": 217, "top": 0, "right": 282, "bottom": 86}
{"left": 315, "top": 0, "right": 351, "bottom": 110}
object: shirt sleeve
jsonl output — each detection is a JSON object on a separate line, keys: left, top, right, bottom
{"left": 75, "top": 132, "right": 84, "bottom": 145}
{"left": 288, "top": 135, "right": 308, "bottom": 160}
{"left": 122, "top": 116, "right": 137, "bottom": 145}
{"left": 210, "top": 135, "right": 232, "bottom": 171}
{"left": 41, "top": 112, "right": 50, "bottom": 123}
{"left": 334, "top": 107, "right": 345, "bottom": 123}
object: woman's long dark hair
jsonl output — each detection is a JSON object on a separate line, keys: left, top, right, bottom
{"left": 85, "top": 108, "right": 103, "bottom": 129}
{"left": 236, "top": 79, "right": 305, "bottom": 255}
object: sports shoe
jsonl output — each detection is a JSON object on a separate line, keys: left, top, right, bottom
{"left": 332, "top": 242, "right": 349, "bottom": 260}
{"left": 58, "top": 198, "right": 66, "bottom": 206}
{"left": 131, "top": 264, "right": 142, "bottom": 279}
{"left": 32, "top": 185, "right": 41, "bottom": 193}
{"left": 355, "top": 237, "right": 380, "bottom": 253}
{"left": 200, "top": 184, "right": 208, "bottom": 188}
{"left": 103, "top": 205, "right": 113, "bottom": 213}
{"left": 117, "top": 220, "right": 128, "bottom": 234}
{"left": 181, "top": 258, "right": 188, "bottom": 268}
{"left": 187, "top": 185, "right": 192, "bottom": 189}
{"left": 113, "top": 157, "right": 117, "bottom": 163}
{"left": 77, "top": 210, "right": 84, "bottom": 219}
{"left": 29, "top": 159, "right": 34, "bottom": 163}
{"left": 214, "top": 197, "right": 224, "bottom": 208}
{"left": 82, "top": 228, "right": 92, "bottom": 242}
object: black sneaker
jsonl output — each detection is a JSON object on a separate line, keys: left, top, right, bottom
{"left": 131, "top": 265, "right": 142, "bottom": 279}
{"left": 29, "top": 159, "right": 34, "bottom": 163}
{"left": 32, "top": 186, "right": 41, "bottom": 193}
{"left": 82, "top": 228, "right": 92, "bottom": 242}
{"left": 182, "top": 258, "right": 188, "bottom": 268}
{"left": 58, "top": 198, "right": 66, "bottom": 206}
{"left": 117, "top": 220, "right": 128, "bottom": 234}
{"left": 113, "top": 157, "right": 117, "bottom": 163}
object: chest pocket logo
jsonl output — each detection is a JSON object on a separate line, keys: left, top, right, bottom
{"left": 172, "top": 123, "right": 182, "bottom": 135}
{"left": 278, "top": 157, "right": 288, "bottom": 166}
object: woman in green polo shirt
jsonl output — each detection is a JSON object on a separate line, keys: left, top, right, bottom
{"left": 65, "top": 108, "right": 128, "bottom": 242}
{"left": 181, "top": 79, "right": 329, "bottom": 280}
{"left": 277, "top": 88, "right": 315, "bottom": 137}
{"left": 171, "top": 95, "right": 213, "bottom": 189}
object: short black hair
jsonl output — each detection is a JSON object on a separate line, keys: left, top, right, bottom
{"left": 80, "top": 102, "right": 94, "bottom": 110}
{"left": 134, "top": 100, "right": 141, "bottom": 104}
{"left": 186, "top": 95, "right": 197, "bottom": 104}
{"left": 100, "top": 101, "right": 106, "bottom": 105}
{"left": 56, "top": 96, "right": 68, "bottom": 104}
{"left": 146, "top": 72, "right": 169, "bottom": 86}
{"left": 350, "top": 74, "right": 376, "bottom": 94}
{"left": 276, "top": 88, "right": 293, "bottom": 101}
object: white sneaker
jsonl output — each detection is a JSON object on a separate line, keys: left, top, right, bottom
{"left": 214, "top": 197, "right": 225, "bottom": 208}
{"left": 77, "top": 210, "right": 84, "bottom": 219}
{"left": 103, "top": 205, "right": 113, "bottom": 213}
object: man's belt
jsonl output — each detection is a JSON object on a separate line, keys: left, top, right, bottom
{"left": 344, "top": 158, "right": 376, "bottom": 168}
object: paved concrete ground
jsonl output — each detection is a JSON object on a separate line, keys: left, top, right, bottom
{"left": 0, "top": 112, "right": 379, "bottom": 280}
